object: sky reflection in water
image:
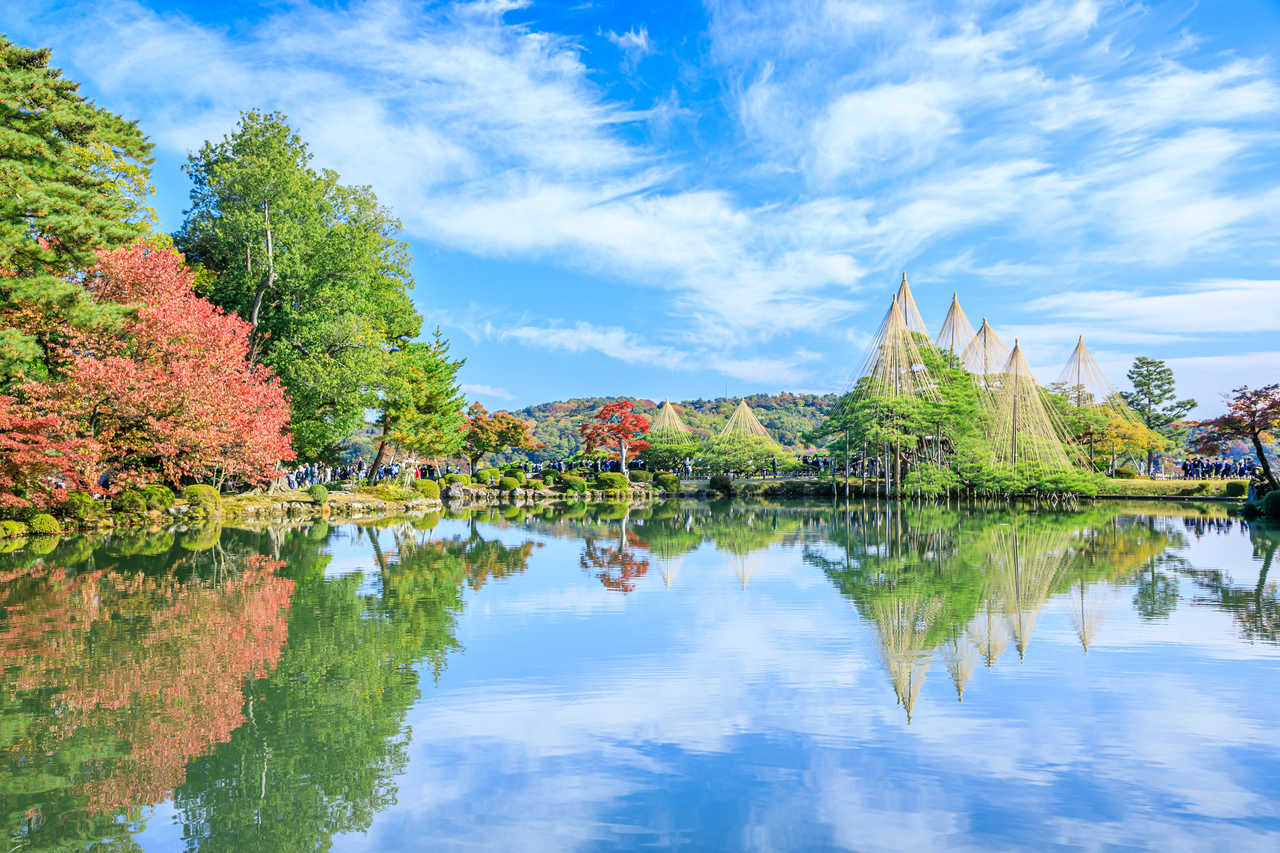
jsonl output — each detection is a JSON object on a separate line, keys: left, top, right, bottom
{"left": 2, "top": 501, "right": 1279, "bottom": 851}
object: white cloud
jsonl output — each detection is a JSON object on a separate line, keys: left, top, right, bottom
{"left": 461, "top": 383, "right": 516, "bottom": 400}
{"left": 604, "top": 25, "right": 654, "bottom": 68}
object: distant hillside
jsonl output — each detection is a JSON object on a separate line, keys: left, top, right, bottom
{"left": 509, "top": 393, "right": 837, "bottom": 462}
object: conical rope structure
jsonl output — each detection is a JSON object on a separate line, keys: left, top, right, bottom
{"left": 721, "top": 399, "right": 772, "bottom": 439}
{"left": 935, "top": 293, "right": 976, "bottom": 357}
{"left": 854, "top": 294, "right": 940, "bottom": 402}
{"left": 650, "top": 397, "right": 692, "bottom": 436}
{"left": 990, "top": 522, "right": 1075, "bottom": 659}
{"left": 1056, "top": 336, "right": 1140, "bottom": 422}
{"left": 895, "top": 272, "right": 930, "bottom": 337}
{"left": 960, "top": 318, "right": 1011, "bottom": 392}
{"left": 988, "top": 341, "right": 1078, "bottom": 471}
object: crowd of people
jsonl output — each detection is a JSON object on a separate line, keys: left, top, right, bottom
{"left": 1175, "top": 457, "right": 1253, "bottom": 480}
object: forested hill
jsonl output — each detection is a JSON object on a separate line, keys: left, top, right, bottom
{"left": 511, "top": 393, "right": 837, "bottom": 461}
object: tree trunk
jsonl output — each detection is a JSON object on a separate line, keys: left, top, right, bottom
{"left": 1251, "top": 428, "right": 1279, "bottom": 490}
{"left": 247, "top": 201, "right": 277, "bottom": 362}
{"left": 368, "top": 415, "right": 392, "bottom": 485}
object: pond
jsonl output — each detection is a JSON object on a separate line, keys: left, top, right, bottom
{"left": 2, "top": 500, "right": 1278, "bottom": 851}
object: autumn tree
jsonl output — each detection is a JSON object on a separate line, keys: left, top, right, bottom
{"left": 26, "top": 244, "right": 294, "bottom": 491}
{"left": 176, "top": 111, "right": 420, "bottom": 460}
{"left": 461, "top": 403, "right": 542, "bottom": 473}
{"left": 366, "top": 330, "right": 467, "bottom": 480}
{"left": 0, "top": 36, "right": 154, "bottom": 383}
{"left": 0, "top": 396, "right": 90, "bottom": 507}
{"left": 1193, "top": 384, "right": 1280, "bottom": 491}
{"left": 579, "top": 401, "right": 651, "bottom": 471}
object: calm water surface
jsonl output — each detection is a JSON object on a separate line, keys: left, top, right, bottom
{"left": 2, "top": 500, "right": 1278, "bottom": 851}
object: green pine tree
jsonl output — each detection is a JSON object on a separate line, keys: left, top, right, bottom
{"left": 0, "top": 36, "right": 154, "bottom": 382}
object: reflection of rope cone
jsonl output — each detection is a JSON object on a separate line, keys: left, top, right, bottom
{"left": 967, "top": 603, "right": 1009, "bottom": 668}
{"left": 735, "top": 556, "right": 757, "bottom": 589}
{"left": 943, "top": 634, "right": 979, "bottom": 701}
{"left": 992, "top": 522, "right": 1074, "bottom": 660}
{"left": 1071, "top": 579, "right": 1118, "bottom": 652}
{"left": 871, "top": 596, "right": 940, "bottom": 723}
{"left": 662, "top": 556, "right": 681, "bottom": 589}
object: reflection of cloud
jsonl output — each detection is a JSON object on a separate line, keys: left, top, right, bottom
{"left": 339, "top": 524, "right": 1280, "bottom": 848}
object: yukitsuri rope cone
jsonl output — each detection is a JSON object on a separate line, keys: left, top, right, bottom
{"left": 650, "top": 398, "right": 692, "bottom": 435}
{"left": 988, "top": 341, "right": 1078, "bottom": 471}
{"left": 960, "top": 318, "right": 1011, "bottom": 391}
{"left": 935, "top": 293, "right": 976, "bottom": 357}
{"left": 720, "top": 399, "right": 772, "bottom": 438}
{"left": 968, "top": 591, "right": 1010, "bottom": 669}
{"left": 1056, "top": 336, "right": 1140, "bottom": 422}
{"left": 894, "top": 272, "right": 930, "bottom": 337}
{"left": 856, "top": 294, "right": 940, "bottom": 402}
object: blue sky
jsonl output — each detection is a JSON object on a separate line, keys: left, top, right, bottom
{"left": 9, "top": 0, "right": 1280, "bottom": 414}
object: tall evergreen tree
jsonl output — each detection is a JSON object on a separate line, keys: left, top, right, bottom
{"left": 1121, "top": 357, "right": 1196, "bottom": 432}
{"left": 0, "top": 36, "right": 154, "bottom": 383}
{"left": 176, "top": 111, "right": 420, "bottom": 460}
{"left": 368, "top": 329, "right": 468, "bottom": 478}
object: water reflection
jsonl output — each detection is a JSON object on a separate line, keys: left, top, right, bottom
{"left": 2, "top": 504, "right": 1278, "bottom": 850}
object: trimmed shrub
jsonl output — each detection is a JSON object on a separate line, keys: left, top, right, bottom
{"left": 308, "top": 484, "right": 329, "bottom": 504}
{"left": 1, "top": 520, "right": 30, "bottom": 538}
{"left": 182, "top": 484, "right": 222, "bottom": 514}
{"left": 500, "top": 466, "right": 527, "bottom": 483}
{"left": 1112, "top": 467, "right": 1139, "bottom": 480}
{"left": 655, "top": 472, "right": 680, "bottom": 493}
{"left": 709, "top": 474, "right": 733, "bottom": 496}
{"left": 30, "top": 513, "right": 61, "bottom": 535}
{"left": 444, "top": 473, "right": 472, "bottom": 485}
{"left": 115, "top": 490, "right": 148, "bottom": 515}
{"left": 474, "top": 468, "right": 501, "bottom": 485}
{"left": 62, "top": 491, "right": 96, "bottom": 520}
{"left": 571, "top": 468, "right": 592, "bottom": 478}
{"left": 497, "top": 476, "right": 522, "bottom": 491}
{"left": 413, "top": 478, "right": 441, "bottom": 499}
{"left": 1225, "top": 481, "right": 1247, "bottom": 498}
{"left": 1264, "top": 489, "right": 1280, "bottom": 520}
{"left": 593, "top": 472, "right": 630, "bottom": 491}
{"left": 628, "top": 470, "right": 653, "bottom": 483}
{"left": 539, "top": 469, "right": 558, "bottom": 484}
{"left": 560, "top": 474, "right": 588, "bottom": 494}
{"left": 142, "top": 483, "right": 175, "bottom": 510}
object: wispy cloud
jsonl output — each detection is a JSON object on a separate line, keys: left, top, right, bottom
{"left": 604, "top": 25, "right": 654, "bottom": 69}
{"left": 461, "top": 383, "right": 516, "bottom": 400}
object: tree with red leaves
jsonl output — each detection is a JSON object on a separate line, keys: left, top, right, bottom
{"left": 579, "top": 401, "right": 650, "bottom": 471}
{"left": 1193, "top": 384, "right": 1280, "bottom": 491}
{"left": 25, "top": 243, "right": 294, "bottom": 491}
{"left": 460, "top": 402, "right": 542, "bottom": 473}
{"left": 0, "top": 396, "right": 92, "bottom": 507}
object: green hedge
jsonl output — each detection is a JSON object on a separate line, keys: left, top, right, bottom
{"left": 1225, "top": 481, "right": 1247, "bottom": 498}
{"left": 474, "top": 468, "right": 501, "bottom": 485}
{"left": 115, "top": 490, "right": 148, "bottom": 515}
{"left": 709, "top": 474, "right": 732, "bottom": 495}
{"left": 182, "top": 484, "right": 222, "bottom": 514}
{"left": 413, "top": 478, "right": 441, "bottom": 499}
{"left": 143, "top": 483, "right": 174, "bottom": 510}
{"left": 500, "top": 466, "right": 527, "bottom": 483}
{"left": 62, "top": 491, "right": 95, "bottom": 519}
{"left": 560, "top": 474, "right": 588, "bottom": 494}
{"left": 0, "top": 520, "right": 30, "bottom": 538}
{"left": 539, "top": 469, "right": 558, "bottom": 484}
{"left": 307, "top": 483, "right": 329, "bottom": 504}
{"left": 628, "top": 470, "right": 653, "bottom": 483}
{"left": 444, "top": 473, "right": 472, "bottom": 485}
{"left": 655, "top": 473, "right": 680, "bottom": 493}
{"left": 1265, "top": 490, "right": 1280, "bottom": 520}
{"left": 30, "top": 513, "right": 61, "bottom": 534}
{"left": 498, "top": 476, "right": 522, "bottom": 491}
{"left": 593, "top": 472, "right": 630, "bottom": 491}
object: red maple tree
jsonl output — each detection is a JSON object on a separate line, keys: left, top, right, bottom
{"left": 26, "top": 244, "right": 294, "bottom": 491}
{"left": 579, "top": 401, "right": 650, "bottom": 471}
{"left": 1194, "top": 384, "right": 1280, "bottom": 491}
{"left": 0, "top": 396, "right": 92, "bottom": 507}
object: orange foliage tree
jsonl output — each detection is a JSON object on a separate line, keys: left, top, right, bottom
{"left": 578, "top": 400, "right": 650, "bottom": 470}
